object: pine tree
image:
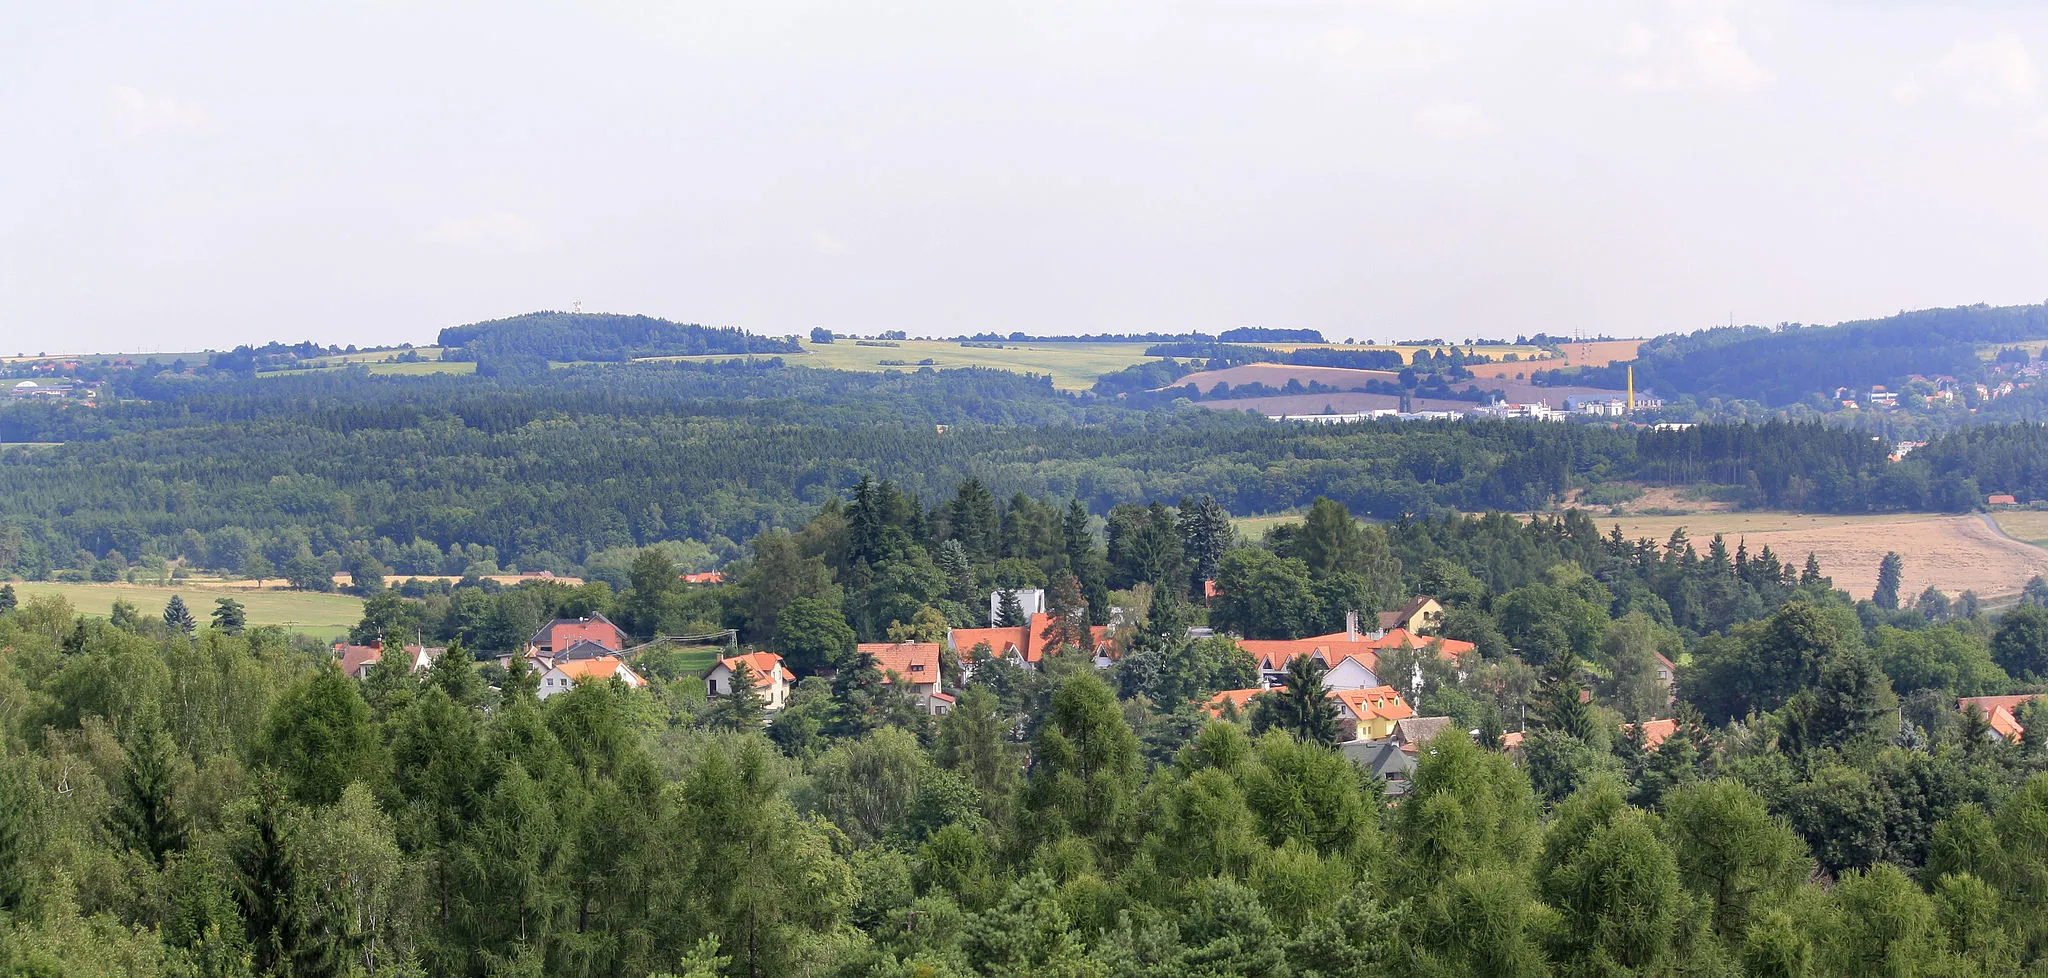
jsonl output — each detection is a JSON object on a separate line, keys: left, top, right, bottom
{"left": 107, "top": 713, "right": 188, "bottom": 865}
{"left": 0, "top": 769, "right": 28, "bottom": 911}
{"left": 211, "top": 596, "right": 246, "bottom": 635}
{"left": 163, "top": 594, "right": 197, "bottom": 636}
{"left": 1259, "top": 655, "right": 1339, "bottom": 747}
{"left": 1873, "top": 552, "right": 1905, "bottom": 610}
{"left": 709, "top": 661, "right": 766, "bottom": 731}
{"left": 996, "top": 588, "right": 1025, "bottom": 628}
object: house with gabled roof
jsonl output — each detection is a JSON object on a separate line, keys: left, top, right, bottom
{"left": 857, "top": 641, "right": 948, "bottom": 713}
{"left": 705, "top": 652, "right": 795, "bottom": 711}
{"left": 1236, "top": 625, "right": 1475, "bottom": 691}
{"left": 536, "top": 655, "right": 646, "bottom": 700}
{"left": 1331, "top": 685, "right": 1416, "bottom": 741}
{"left": 1376, "top": 596, "right": 1444, "bottom": 635}
{"left": 332, "top": 641, "right": 444, "bottom": 680}
{"left": 1959, "top": 694, "right": 2046, "bottom": 743}
{"left": 527, "top": 614, "right": 625, "bottom": 656}
{"left": 947, "top": 612, "right": 1114, "bottom": 673}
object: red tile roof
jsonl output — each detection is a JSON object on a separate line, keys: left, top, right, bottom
{"left": 335, "top": 643, "right": 382, "bottom": 678}
{"left": 1205, "top": 687, "right": 1269, "bottom": 718}
{"left": 711, "top": 652, "right": 792, "bottom": 688}
{"left": 1622, "top": 718, "right": 1680, "bottom": 750}
{"left": 681, "top": 571, "right": 725, "bottom": 584}
{"left": 949, "top": 613, "right": 1110, "bottom": 664}
{"left": 530, "top": 616, "right": 624, "bottom": 652}
{"left": 555, "top": 656, "right": 644, "bottom": 686}
{"left": 1332, "top": 685, "right": 1415, "bottom": 723}
{"left": 859, "top": 642, "right": 942, "bottom": 684}
{"left": 1960, "top": 694, "right": 2046, "bottom": 742}
{"left": 1237, "top": 628, "right": 1476, "bottom": 674}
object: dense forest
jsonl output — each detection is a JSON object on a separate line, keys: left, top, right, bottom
{"left": 1546, "top": 303, "right": 2048, "bottom": 407}
{"left": 437, "top": 312, "right": 801, "bottom": 364}
{"left": 7, "top": 482, "right": 2048, "bottom": 975}
{"left": 3, "top": 359, "right": 2045, "bottom": 584}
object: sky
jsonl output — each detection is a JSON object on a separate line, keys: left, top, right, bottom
{"left": 5, "top": 1, "right": 2048, "bottom": 352}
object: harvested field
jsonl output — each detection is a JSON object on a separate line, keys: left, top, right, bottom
{"left": 1587, "top": 512, "right": 2048, "bottom": 601}
{"left": 1465, "top": 340, "right": 1643, "bottom": 379}
{"left": 1197, "top": 391, "right": 1482, "bottom": 416}
{"left": 1163, "top": 363, "right": 1624, "bottom": 406}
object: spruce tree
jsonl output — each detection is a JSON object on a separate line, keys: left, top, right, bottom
{"left": 107, "top": 713, "right": 188, "bottom": 865}
{"left": 996, "top": 588, "right": 1025, "bottom": 628}
{"left": 1872, "top": 552, "right": 1905, "bottom": 610}
{"left": 163, "top": 594, "right": 197, "bottom": 636}
{"left": 0, "top": 583, "right": 15, "bottom": 615}
{"left": 1260, "top": 654, "right": 1338, "bottom": 747}
{"left": 709, "top": 661, "right": 766, "bottom": 731}
{"left": 0, "top": 769, "right": 28, "bottom": 911}
{"left": 211, "top": 596, "right": 246, "bottom": 635}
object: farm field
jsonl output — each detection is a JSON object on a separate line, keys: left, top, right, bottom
{"left": 1582, "top": 511, "right": 2048, "bottom": 601}
{"left": 1164, "top": 362, "right": 1625, "bottom": 404}
{"left": 6, "top": 581, "right": 364, "bottom": 638}
{"left": 1200, "top": 391, "right": 1482, "bottom": 417}
{"left": 1230, "top": 509, "right": 1310, "bottom": 541}
{"left": 645, "top": 339, "right": 1164, "bottom": 391}
{"left": 264, "top": 359, "right": 474, "bottom": 378}
{"left": 1992, "top": 509, "right": 2048, "bottom": 548}
{"left": 650, "top": 340, "right": 1561, "bottom": 391}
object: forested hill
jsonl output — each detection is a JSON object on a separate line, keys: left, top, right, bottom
{"left": 437, "top": 311, "right": 801, "bottom": 362}
{"left": 1549, "top": 302, "right": 2048, "bottom": 406}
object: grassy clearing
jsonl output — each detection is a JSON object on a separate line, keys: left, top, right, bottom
{"left": 259, "top": 360, "right": 474, "bottom": 378}
{"left": 8, "top": 581, "right": 363, "bottom": 638}
{"left": 301, "top": 348, "right": 451, "bottom": 365}
{"left": 1978, "top": 339, "right": 2048, "bottom": 361}
{"left": 1230, "top": 509, "right": 1308, "bottom": 541}
{"left": 1993, "top": 510, "right": 2048, "bottom": 548}
{"left": 644, "top": 340, "right": 1165, "bottom": 391}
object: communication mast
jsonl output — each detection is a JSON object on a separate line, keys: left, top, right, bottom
{"left": 573, "top": 298, "right": 583, "bottom": 314}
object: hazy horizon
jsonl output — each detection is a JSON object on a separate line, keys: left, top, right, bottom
{"left": 7, "top": 1, "right": 2048, "bottom": 353}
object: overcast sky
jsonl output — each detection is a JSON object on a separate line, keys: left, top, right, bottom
{"left": 5, "top": 1, "right": 2048, "bottom": 352}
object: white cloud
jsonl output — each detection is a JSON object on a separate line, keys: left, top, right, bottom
{"left": 109, "top": 85, "right": 210, "bottom": 139}
{"left": 421, "top": 212, "right": 546, "bottom": 251}
{"left": 1893, "top": 35, "right": 2039, "bottom": 110}
{"left": 1413, "top": 99, "right": 1498, "bottom": 139}
{"left": 1620, "top": 14, "right": 1772, "bottom": 94}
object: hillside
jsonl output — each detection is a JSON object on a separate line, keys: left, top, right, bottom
{"left": 438, "top": 311, "right": 800, "bottom": 363}
{"left": 1551, "top": 302, "right": 2048, "bottom": 406}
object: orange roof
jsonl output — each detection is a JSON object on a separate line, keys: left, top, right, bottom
{"left": 1204, "top": 687, "right": 1269, "bottom": 718}
{"left": 1960, "top": 694, "right": 2045, "bottom": 741}
{"left": 1989, "top": 494, "right": 2018, "bottom": 505}
{"left": 1622, "top": 718, "right": 1680, "bottom": 751}
{"left": 859, "top": 642, "right": 942, "bottom": 683}
{"left": 555, "top": 656, "right": 644, "bottom": 686}
{"left": 681, "top": 571, "right": 726, "bottom": 584}
{"left": 712, "top": 651, "right": 791, "bottom": 687}
{"left": 950, "top": 613, "right": 1111, "bottom": 664}
{"left": 1332, "top": 685, "right": 1415, "bottom": 723}
{"left": 1238, "top": 628, "right": 1476, "bottom": 674}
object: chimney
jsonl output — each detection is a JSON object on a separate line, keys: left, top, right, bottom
{"left": 1345, "top": 610, "right": 1359, "bottom": 640}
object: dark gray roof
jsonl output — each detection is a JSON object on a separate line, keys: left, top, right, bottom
{"left": 1340, "top": 739, "right": 1417, "bottom": 792}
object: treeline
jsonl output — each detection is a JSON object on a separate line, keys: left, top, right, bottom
{"left": 1549, "top": 303, "right": 2048, "bottom": 406}
{"left": 1141, "top": 343, "right": 1408, "bottom": 371}
{"left": 437, "top": 311, "right": 800, "bottom": 363}
{"left": 11, "top": 490, "right": 2048, "bottom": 974}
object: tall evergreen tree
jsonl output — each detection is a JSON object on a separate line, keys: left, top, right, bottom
{"left": 1255, "top": 654, "right": 1339, "bottom": 747}
{"left": 1039, "top": 572, "right": 1089, "bottom": 653}
{"left": 107, "top": 712, "right": 188, "bottom": 866}
{"left": 0, "top": 583, "right": 15, "bottom": 615}
{"left": 1872, "top": 551, "right": 1905, "bottom": 610}
{"left": 995, "top": 588, "right": 1025, "bottom": 628}
{"left": 0, "top": 769, "right": 28, "bottom": 912}
{"left": 162, "top": 594, "right": 197, "bottom": 636}
{"left": 211, "top": 596, "right": 246, "bottom": 635}
{"left": 709, "top": 661, "right": 766, "bottom": 731}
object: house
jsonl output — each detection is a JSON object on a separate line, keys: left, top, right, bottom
{"left": 332, "top": 641, "right": 444, "bottom": 680}
{"left": 1988, "top": 494, "right": 2018, "bottom": 507}
{"left": 1387, "top": 716, "right": 1457, "bottom": 754}
{"left": 1376, "top": 596, "right": 1444, "bottom": 635}
{"left": 948, "top": 612, "right": 1114, "bottom": 671}
{"left": 986, "top": 588, "right": 1048, "bottom": 623}
{"left": 536, "top": 656, "right": 646, "bottom": 700}
{"left": 681, "top": 571, "right": 725, "bottom": 585}
{"left": 1958, "top": 694, "right": 2047, "bottom": 743}
{"left": 1236, "top": 623, "right": 1476, "bottom": 691}
{"left": 1620, "top": 718, "right": 1680, "bottom": 751}
{"left": 704, "top": 652, "right": 795, "bottom": 711}
{"left": 1331, "top": 685, "right": 1416, "bottom": 741}
{"left": 527, "top": 614, "right": 626, "bottom": 655}
{"left": 858, "top": 641, "right": 948, "bottom": 713}
{"left": 1205, "top": 687, "right": 1268, "bottom": 719}
{"left": 1340, "top": 739, "right": 1419, "bottom": 795}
